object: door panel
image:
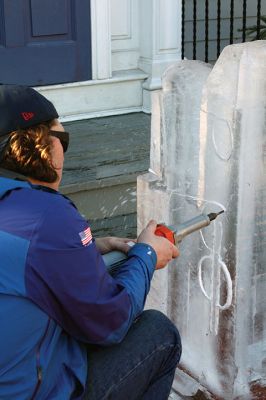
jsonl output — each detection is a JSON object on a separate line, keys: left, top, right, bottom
{"left": 31, "top": 0, "right": 68, "bottom": 36}
{"left": 0, "top": 0, "right": 91, "bottom": 85}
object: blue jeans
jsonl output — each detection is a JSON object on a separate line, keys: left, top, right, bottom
{"left": 84, "top": 310, "right": 182, "bottom": 400}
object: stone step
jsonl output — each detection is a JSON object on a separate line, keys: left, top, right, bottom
{"left": 37, "top": 69, "right": 149, "bottom": 121}
{"left": 60, "top": 113, "right": 151, "bottom": 236}
{"left": 90, "top": 213, "right": 137, "bottom": 239}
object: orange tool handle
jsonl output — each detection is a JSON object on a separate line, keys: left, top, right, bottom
{"left": 155, "top": 224, "right": 175, "bottom": 244}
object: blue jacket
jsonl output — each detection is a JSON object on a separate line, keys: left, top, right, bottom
{"left": 0, "top": 176, "right": 156, "bottom": 399}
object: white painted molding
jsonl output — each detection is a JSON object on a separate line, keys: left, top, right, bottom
{"left": 90, "top": 0, "right": 112, "bottom": 80}
{"left": 110, "top": 0, "right": 140, "bottom": 73}
{"left": 111, "top": 0, "right": 131, "bottom": 40}
{"left": 36, "top": 69, "right": 148, "bottom": 121}
{"left": 139, "top": 0, "right": 182, "bottom": 91}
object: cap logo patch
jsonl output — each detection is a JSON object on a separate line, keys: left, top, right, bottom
{"left": 21, "top": 112, "right": 35, "bottom": 121}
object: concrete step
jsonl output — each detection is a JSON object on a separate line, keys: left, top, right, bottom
{"left": 60, "top": 112, "right": 151, "bottom": 236}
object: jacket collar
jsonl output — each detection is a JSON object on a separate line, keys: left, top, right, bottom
{"left": 0, "top": 168, "right": 76, "bottom": 208}
{"left": 0, "top": 170, "right": 31, "bottom": 200}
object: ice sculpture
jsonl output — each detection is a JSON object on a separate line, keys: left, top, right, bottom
{"left": 137, "top": 41, "right": 266, "bottom": 399}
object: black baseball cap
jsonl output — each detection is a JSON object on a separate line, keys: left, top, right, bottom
{"left": 0, "top": 84, "right": 58, "bottom": 136}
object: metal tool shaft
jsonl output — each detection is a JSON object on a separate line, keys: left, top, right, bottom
{"left": 173, "top": 210, "right": 224, "bottom": 243}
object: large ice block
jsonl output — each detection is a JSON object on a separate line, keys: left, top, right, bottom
{"left": 137, "top": 41, "right": 266, "bottom": 399}
{"left": 138, "top": 60, "right": 212, "bottom": 314}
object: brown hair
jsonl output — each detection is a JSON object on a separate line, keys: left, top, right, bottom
{"left": 0, "top": 122, "right": 58, "bottom": 183}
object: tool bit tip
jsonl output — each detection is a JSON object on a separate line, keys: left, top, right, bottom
{"left": 207, "top": 210, "right": 225, "bottom": 221}
{"left": 217, "top": 210, "right": 225, "bottom": 216}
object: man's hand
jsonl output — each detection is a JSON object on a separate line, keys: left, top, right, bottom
{"left": 95, "top": 237, "right": 135, "bottom": 255}
{"left": 137, "top": 220, "right": 179, "bottom": 270}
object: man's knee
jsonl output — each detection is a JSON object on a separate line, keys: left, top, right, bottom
{"left": 140, "top": 309, "right": 182, "bottom": 363}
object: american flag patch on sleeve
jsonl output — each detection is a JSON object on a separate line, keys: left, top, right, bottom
{"left": 79, "top": 226, "right": 93, "bottom": 246}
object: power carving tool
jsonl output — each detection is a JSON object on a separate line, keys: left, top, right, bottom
{"left": 155, "top": 210, "right": 224, "bottom": 244}
{"left": 103, "top": 210, "right": 224, "bottom": 273}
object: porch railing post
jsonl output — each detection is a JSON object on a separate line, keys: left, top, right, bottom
{"left": 230, "top": 0, "right": 234, "bottom": 44}
{"left": 217, "top": 0, "right": 221, "bottom": 58}
{"left": 205, "top": 0, "right": 209, "bottom": 63}
{"left": 181, "top": 0, "right": 185, "bottom": 59}
{"left": 256, "top": 0, "right": 261, "bottom": 39}
{"left": 193, "top": 0, "right": 197, "bottom": 60}
{"left": 242, "top": 0, "right": 247, "bottom": 42}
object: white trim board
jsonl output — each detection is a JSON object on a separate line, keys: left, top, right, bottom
{"left": 36, "top": 69, "right": 149, "bottom": 122}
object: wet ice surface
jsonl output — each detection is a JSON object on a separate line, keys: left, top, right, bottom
{"left": 138, "top": 41, "right": 266, "bottom": 399}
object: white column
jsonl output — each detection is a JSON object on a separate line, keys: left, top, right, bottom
{"left": 90, "top": 0, "right": 112, "bottom": 79}
{"left": 139, "top": 0, "right": 182, "bottom": 111}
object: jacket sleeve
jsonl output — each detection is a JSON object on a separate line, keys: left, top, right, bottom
{"left": 25, "top": 197, "right": 156, "bottom": 345}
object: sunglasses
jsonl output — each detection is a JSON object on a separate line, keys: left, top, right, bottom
{"left": 50, "top": 130, "right": 69, "bottom": 153}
